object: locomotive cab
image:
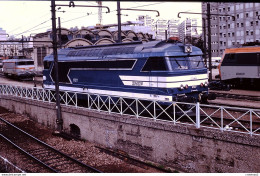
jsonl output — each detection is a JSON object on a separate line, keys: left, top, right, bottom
{"left": 219, "top": 46, "right": 260, "bottom": 89}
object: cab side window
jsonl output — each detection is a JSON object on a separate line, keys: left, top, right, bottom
{"left": 142, "top": 57, "right": 167, "bottom": 71}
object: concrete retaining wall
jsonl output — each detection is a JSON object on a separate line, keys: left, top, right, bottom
{"left": 1, "top": 95, "right": 260, "bottom": 173}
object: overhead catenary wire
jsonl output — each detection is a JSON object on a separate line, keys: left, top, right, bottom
{"left": 8, "top": 2, "right": 167, "bottom": 37}
{"left": 8, "top": 12, "right": 50, "bottom": 34}
{"left": 13, "top": 20, "right": 50, "bottom": 37}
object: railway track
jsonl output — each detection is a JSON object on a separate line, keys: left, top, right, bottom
{"left": 0, "top": 116, "right": 102, "bottom": 173}
{"left": 214, "top": 92, "right": 260, "bottom": 102}
{"left": 95, "top": 146, "right": 172, "bottom": 173}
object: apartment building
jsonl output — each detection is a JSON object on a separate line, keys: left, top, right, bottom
{"left": 202, "top": 2, "right": 260, "bottom": 57}
{"left": 178, "top": 18, "right": 199, "bottom": 43}
{"left": 167, "top": 19, "right": 180, "bottom": 38}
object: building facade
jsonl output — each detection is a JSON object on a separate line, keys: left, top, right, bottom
{"left": 135, "top": 15, "right": 200, "bottom": 41}
{"left": 167, "top": 19, "right": 180, "bottom": 38}
{"left": 202, "top": 2, "right": 260, "bottom": 57}
{"left": 0, "top": 28, "right": 33, "bottom": 58}
{"left": 178, "top": 18, "right": 199, "bottom": 43}
{"left": 0, "top": 28, "right": 7, "bottom": 41}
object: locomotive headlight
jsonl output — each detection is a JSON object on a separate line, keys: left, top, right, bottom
{"left": 43, "top": 76, "right": 46, "bottom": 81}
{"left": 185, "top": 45, "right": 192, "bottom": 53}
{"left": 185, "top": 84, "right": 189, "bottom": 89}
{"left": 204, "top": 81, "right": 208, "bottom": 87}
{"left": 179, "top": 84, "right": 184, "bottom": 90}
{"left": 200, "top": 82, "right": 204, "bottom": 87}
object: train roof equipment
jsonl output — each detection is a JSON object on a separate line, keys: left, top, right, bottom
{"left": 44, "top": 39, "right": 202, "bottom": 62}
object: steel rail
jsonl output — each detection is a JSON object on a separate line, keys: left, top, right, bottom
{"left": 214, "top": 92, "right": 260, "bottom": 102}
{"left": 0, "top": 133, "right": 58, "bottom": 173}
{"left": 0, "top": 116, "right": 102, "bottom": 173}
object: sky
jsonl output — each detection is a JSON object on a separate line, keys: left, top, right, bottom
{"left": 0, "top": 1, "right": 202, "bottom": 38}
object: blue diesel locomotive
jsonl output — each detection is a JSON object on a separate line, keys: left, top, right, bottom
{"left": 43, "top": 38, "right": 213, "bottom": 104}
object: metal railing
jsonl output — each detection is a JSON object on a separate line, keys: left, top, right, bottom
{"left": 0, "top": 84, "right": 259, "bottom": 136}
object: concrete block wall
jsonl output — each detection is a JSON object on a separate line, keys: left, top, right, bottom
{"left": 1, "top": 95, "right": 260, "bottom": 173}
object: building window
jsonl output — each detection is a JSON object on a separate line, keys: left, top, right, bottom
{"left": 220, "top": 26, "right": 222, "bottom": 29}
{"left": 251, "top": 21, "right": 254, "bottom": 26}
{"left": 246, "top": 31, "right": 249, "bottom": 35}
{"left": 251, "top": 31, "right": 254, "bottom": 35}
{"left": 256, "top": 21, "right": 259, "bottom": 26}
{"left": 249, "top": 12, "right": 253, "bottom": 17}
{"left": 237, "top": 14, "right": 239, "bottom": 18}
{"left": 232, "top": 32, "right": 235, "bottom": 37}
{"left": 237, "top": 23, "right": 239, "bottom": 27}
{"left": 228, "top": 33, "right": 231, "bottom": 37}
{"left": 223, "top": 34, "right": 226, "bottom": 37}
{"left": 241, "top": 23, "right": 244, "bottom": 27}
{"left": 228, "top": 24, "right": 230, "bottom": 28}
{"left": 37, "top": 47, "right": 46, "bottom": 67}
{"left": 256, "top": 11, "right": 259, "bottom": 16}
{"left": 228, "top": 7, "right": 230, "bottom": 11}
{"left": 246, "top": 13, "right": 249, "bottom": 17}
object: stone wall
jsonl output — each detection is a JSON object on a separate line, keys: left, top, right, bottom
{"left": 1, "top": 95, "right": 260, "bottom": 173}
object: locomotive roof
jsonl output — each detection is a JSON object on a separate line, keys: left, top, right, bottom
{"left": 44, "top": 40, "right": 203, "bottom": 61}
{"left": 224, "top": 46, "right": 260, "bottom": 53}
{"left": 3, "top": 59, "right": 34, "bottom": 62}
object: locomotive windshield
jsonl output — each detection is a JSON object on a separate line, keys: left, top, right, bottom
{"left": 188, "top": 56, "right": 205, "bottom": 69}
{"left": 168, "top": 57, "right": 188, "bottom": 70}
{"left": 168, "top": 56, "right": 204, "bottom": 70}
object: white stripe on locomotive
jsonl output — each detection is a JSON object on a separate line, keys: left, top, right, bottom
{"left": 44, "top": 85, "right": 173, "bottom": 101}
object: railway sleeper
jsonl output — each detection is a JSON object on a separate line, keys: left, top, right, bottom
{"left": 46, "top": 159, "right": 74, "bottom": 168}
{"left": 28, "top": 148, "right": 48, "bottom": 153}
{"left": 55, "top": 163, "right": 82, "bottom": 172}
{"left": 28, "top": 149, "right": 53, "bottom": 156}
{"left": 41, "top": 156, "right": 70, "bottom": 163}
{"left": 41, "top": 155, "right": 65, "bottom": 162}
{"left": 66, "top": 168, "right": 86, "bottom": 173}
